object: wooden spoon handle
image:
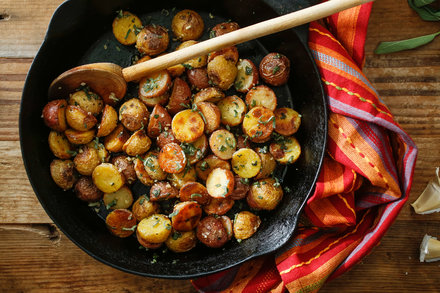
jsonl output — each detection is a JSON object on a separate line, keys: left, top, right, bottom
{"left": 122, "top": 0, "right": 373, "bottom": 82}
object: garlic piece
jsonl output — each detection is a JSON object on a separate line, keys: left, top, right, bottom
{"left": 411, "top": 167, "right": 440, "bottom": 214}
{"left": 420, "top": 234, "right": 440, "bottom": 262}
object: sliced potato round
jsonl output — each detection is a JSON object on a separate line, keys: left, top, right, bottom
{"left": 103, "top": 186, "right": 133, "bottom": 210}
{"left": 97, "top": 105, "right": 118, "bottom": 137}
{"left": 255, "top": 147, "right": 276, "bottom": 180}
{"left": 133, "top": 157, "right": 155, "bottom": 186}
{"left": 242, "top": 106, "right": 275, "bottom": 143}
{"left": 209, "top": 129, "right": 237, "bottom": 160}
{"left": 65, "top": 129, "right": 95, "bottom": 145}
{"left": 48, "top": 131, "right": 74, "bottom": 159}
{"left": 112, "top": 11, "right": 142, "bottom": 46}
{"left": 74, "top": 176, "right": 103, "bottom": 202}
{"left": 170, "top": 201, "right": 202, "bottom": 232}
{"left": 195, "top": 154, "right": 231, "bottom": 181}
{"left": 139, "top": 70, "right": 172, "bottom": 100}
{"left": 106, "top": 209, "right": 137, "bottom": 238}
{"left": 158, "top": 143, "right": 187, "bottom": 174}
{"left": 111, "top": 155, "right": 137, "bottom": 185}
{"left": 92, "top": 163, "right": 125, "bottom": 193}
{"left": 203, "top": 197, "right": 234, "bottom": 216}
{"left": 136, "top": 214, "right": 172, "bottom": 244}
{"left": 171, "top": 9, "right": 204, "bottom": 41}
{"left": 195, "top": 102, "right": 220, "bottom": 134}
{"left": 140, "top": 93, "right": 169, "bottom": 108}
{"left": 176, "top": 40, "right": 207, "bottom": 68}
{"left": 247, "top": 178, "right": 283, "bottom": 210}
{"left": 171, "top": 109, "right": 205, "bottom": 143}
{"left": 167, "top": 77, "right": 192, "bottom": 115}
{"left": 217, "top": 95, "right": 246, "bottom": 127}
{"left": 245, "top": 85, "right": 277, "bottom": 111}
{"left": 167, "top": 166, "right": 197, "bottom": 190}
{"left": 132, "top": 195, "right": 161, "bottom": 222}
{"left": 103, "top": 124, "right": 130, "bottom": 153}
{"left": 119, "top": 98, "right": 149, "bottom": 132}
{"left": 73, "top": 146, "right": 101, "bottom": 176}
{"left": 122, "top": 129, "right": 152, "bottom": 156}
{"left": 234, "top": 59, "right": 259, "bottom": 93}
{"left": 270, "top": 136, "right": 301, "bottom": 164}
{"left": 231, "top": 148, "right": 261, "bottom": 178}
{"left": 136, "top": 24, "right": 169, "bottom": 56}
{"left": 274, "top": 107, "right": 301, "bottom": 136}
{"left": 50, "top": 159, "right": 77, "bottom": 190}
{"left": 68, "top": 90, "right": 104, "bottom": 116}
{"left": 65, "top": 105, "right": 97, "bottom": 131}
{"left": 206, "top": 167, "right": 235, "bottom": 198}
{"left": 180, "top": 134, "right": 208, "bottom": 165}
{"left": 179, "top": 181, "right": 210, "bottom": 205}
{"left": 148, "top": 104, "right": 172, "bottom": 138}
{"left": 150, "top": 181, "right": 179, "bottom": 201}
{"left": 42, "top": 99, "right": 67, "bottom": 132}
{"left": 192, "top": 87, "right": 225, "bottom": 104}
{"left": 233, "top": 211, "right": 261, "bottom": 240}
{"left": 143, "top": 151, "right": 167, "bottom": 181}
{"left": 207, "top": 55, "right": 237, "bottom": 90}
{"left": 165, "top": 230, "right": 197, "bottom": 253}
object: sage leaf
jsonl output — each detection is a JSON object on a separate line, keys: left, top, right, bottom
{"left": 413, "top": 0, "right": 436, "bottom": 7}
{"left": 408, "top": 0, "right": 440, "bottom": 21}
{"left": 374, "top": 31, "right": 440, "bottom": 54}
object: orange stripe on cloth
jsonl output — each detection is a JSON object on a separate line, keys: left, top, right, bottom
{"left": 334, "top": 6, "right": 361, "bottom": 58}
{"left": 306, "top": 195, "right": 355, "bottom": 227}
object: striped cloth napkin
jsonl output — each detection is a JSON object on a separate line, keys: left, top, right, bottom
{"left": 192, "top": 3, "right": 418, "bottom": 292}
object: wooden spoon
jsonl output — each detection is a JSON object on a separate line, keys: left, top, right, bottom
{"left": 48, "top": 0, "right": 374, "bottom": 104}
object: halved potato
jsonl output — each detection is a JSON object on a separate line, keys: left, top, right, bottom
{"left": 233, "top": 211, "right": 261, "bottom": 240}
{"left": 92, "top": 163, "right": 125, "bottom": 193}
{"left": 73, "top": 146, "right": 101, "bottom": 176}
{"left": 171, "top": 9, "right": 204, "bottom": 41}
{"left": 143, "top": 151, "right": 167, "bottom": 181}
{"left": 180, "top": 134, "right": 208, "bottom": 165}
{"left": 274, "top": 107, "right": 301, "bottom": 136}
{"left": 206, "top": 167, "right": 235, "bottom": 198}
{"left": 230, "top": 175, "right": 250, "bottom": 200}
{"left": 167, "top": 77, "right": 191, "bottom": 115}
{"left": 170, "top": 201, "right": 202, "bottom": 232}
{"left": 208, "top": 46, "right": 239, "bottom": 64}
{"left": 217, "top": 95, "right": 246, "bottom": 127}
{"left": 50, "top": 159, "right": 77, "bottom": 190}
{"left": 171, "top": 109, "right": 205, "bottom": 143}
{"left": 119, "top": 98, "right": 149, "bottom": 132}
{"left": 165, "top": 230, "right": 197, "bottom": 253}
{"left": 137, "top": 214, "right": 172, "bottom": 244}
{"left": 87, "top": 139, "right": 109, "bottom": 163}
{"left": 203, "top": 197, "right": 234, "bottom": 216}
{"left": 42, "top": 99, "right": 67, "bottom": 132}
{"left": 48, "top": 131, "right": 75, "bottom": 159}
{"left": 195, "top": 154, "right": 231, "bottom": 181}
{"left": 176, "top": 40, "right": 207, "bottom": 68}
{"left": 234, "top": 59, "right": 259, "bottom": 93}
{"left": 150, "top": 181, "right": 178, "bottom": 201}
{"left": 207, "top": 55, "right": 237, "bottom": 90}
{"left": 111, "top": 155, "right": 137, "bottom": 185}
{"left": 255, "top": 147, "right": 277, "bottom": 180}
{"left": 132, "top": 195, "right": 161, "bottom": 222}
{"left": 192, "top": 87, "right": 225, "bottom": 104}
{"left": 65, "top": 105, "right": 97, "bottom": 131}
{"left": 141, "top": 93, "right": 169, "bottom": 108}
{"left": 68, "top": 90, "right": 104, "bottom": 116}
{"left": 247, "top": 178, "right": 283, "bottom": 210}
{"left": 270, "top": 136, "right": 301, "bottom": 164}
{"left": 158, "top": 143, "right": 187, "bottom": 174}
{"left": 220, "top": 215, "right": 233, "bottom": 240}
{"left": 139, "top": 70, "right": 172, "bottom": 100}
{"left": 106, "top": 209, "right": 137, "bottom": 238}
{"left": 242, "top": 106, "right": 275, "bottom": 143}
{"left": 112, "top": 11, "right": 142, "bottom": 46}
{"left": 97, "top": 105, "right": 118, "bottom": 137}
{"left": 197, "top": 216, "right": 229, "bottom": 248}
{"left": 179, "top": 181, "right": 210, "bottom": 205}
{"left": 259, "top": 52, "right": 290, "bottom": 86}
{"left": 136, "top": 24, "right": 169, "bottom": 56}
{"left": 186, "top": 68, "right": 209, "bottom": 90}
{"left": 122, "top": 130, "right": 152, "bottom": 156}
{"left": 209, "top": 129, "right": 236, "bottom": 160}
{"left": 168, "top": 166, "right": 197, "bottom": 189}
{"left": 65, "top": 129, "right": 95, "bottom": 145}
{"left": 231, "top": 148, "right": 261, "bottom": 178}
{"left": 103, "top": 124, "right": 130, "bottom": 153}
{"left": 148, "top": 104, "right": 172, "bottom": 138}
{"left": 103, "top": 186, "right": 133, "bottom": 210}
{"left": 133, "top": 157, "right": 155, "bottom": 186}
{"left": 195, "top": 102, "right": 220, "bottom": 134}
{"left": 156, "top": 130, "right": 179, "bottom": 149}
{"left": 245, "top": 85, "right": 277, "bottom": 111}
{"left": 74, "top": 176, "right": 103, "bottom": 202}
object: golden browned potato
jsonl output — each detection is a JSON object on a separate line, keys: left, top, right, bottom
{"left": 245, "top": 85, "right": 277, "bottom": 111}
{"left": 165, "top": 230, "right": 197, "bottom": 253}
{"left": 73, "top": 145, "right": 101, "bottom": 176}
{"left": 270, "top": 136, "right": 301, "bottom": 164}
{"left": 143, "top": 151, "right": 168, "bottom": 181}
{"left": 148, "top": 104, "right": 172, "bottom": 138}
{"left": 207, "top": 55, "right": 237, "bottom": 90}
{"left": 206, "top": 167, "right": 235, "bottom": 198}
{"left": 274, "top": 107, "right": 301, "bottom": 136}
{"left": 231, "top": 148, "right": 261, "bottom": 178}
{"left": 192, "top": 87, "right": 225, "bottom": 104}
{"left": 74, "top": 176, "right": 103, "bottom": 202}
{"left": 149, "top": 181, "right": 179, "bottom": 201}
{"left": 133, "top": 157, "right": 155, "bottom": 186}
{"left": 233, "top": 211, "right": 261, "bottom": 240}
{"left": 171, "top": 9, "right": 204, "bottom": 41}
{"left": 122, "top": 130, "right": 152, "bottom": 156}
{"left": 156, "top": 129, "right": 179, "bottom": 149}
{"left": 50, "top": 159, "right": 77, "bottom": 190}
{"left": 103, "top": 124, "right": 130, "bottom": 153}
{"left": 203, "top": 197, "right": 235, "bottom": 216}
{"left": 176, "top": 41, "right": 208, "bottom": 69}
{"left": 111, "top": 155, "right": 137, "bottom": 185}
{"left": 132, "top": 195, "right": 161, "bottom": 222}
{"left": 167, "top": 77, "right": 192, "bottom": 115}
{"left": 68, "top": 90, "right": 104, "bottom": 116}
{"left": 255, "top": 147, "right": 276, "bottom": 180}
{"left": 112, "top": 11, "right": 142, "bottom": 46}
{"left": 136, "top": 24, "right": 169, "bottom": 56}
{"left": 97, "top": 105, "right": 118, "bottom": 137}
{"left": 180, "top": 134, "right": 208, "bottom": 165}
{"left": 195, "top": 154, "right": 231, "bottom": 181}
{"left": 139, "top": 70, "right": 172, "bottom": 101}
{"left": 247, "top": 178, "right": 283, "bottom": 210}
{"left": 42, "top": 99, "right": 67, "bottom": 132}
{"left": 171, "top": 109, "right": 205, "bottom": 143}
{"left": 48, "top": 131, "right": 75, "bottom": 159}
{"left": 208, "top": 46, "right": 239, "bottom": 64}
{"left": 220, "top": 215, "right": 233, "bottom": 240}
{"left": 186, "top": 68, "right": 210, "bottom": 90}
{"left": 170, "top": 201, "right": 202, "bottom": 232}
{"left": 87, "top": 139, "right": 109, "bottom": 163}
{"left": 119, "top": 98, "right": 149, "bottom": 132}
{"left": 65, "top": 105, "right": 97, "bottom": 131}
{"left": 217, "top": 95, "right": 246, "bottom": 127}
{"left": 103, "top": 186, "right": 133, "bottom": 210}
{"left": 92, "top": 163, "right": 125, "bottom": 193}
{"left": 141, "top": 93, "right": 170, "bottom": 108}
{"left": 137, "top": 214, "right": 172, "bottom": 244}
{"left": 196, "top": 216, "right": 229, "bottom": 248}
{"left": 242, "top": 106, "right": 275, "bottom": 143}
{"left": 168, "top": 166, "right": 197, "bottom": 189}
{"left": 234, "top": 59, "right": 259, "bottom": 93}
{"left": 230, "top": 175, "right": 250, "bottom": 200}
{"left": 179, "top": 181, "right": 210, "bottom": 205}
{"left": 209, "top": 129, "right": 237, "bottom": 160}
{"left": 106, "top": 209, "right": 137, "bottom": 238}
{"left": 259, "top": 52, "right": 290, "bottom": 86}
{"left": 158, "top": 143, "right": 187, "bottom": 174}
{"left": 64, "top": 129, "right": 95, "bottom": 145}
{"left": 195, "top": 102, "right": 220, "bottom": 134}
{"left": 210, "top": 22, "right": 240, "bottom": 37}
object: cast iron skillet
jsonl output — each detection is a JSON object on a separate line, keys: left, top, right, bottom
{"left": 20, "top": 0, "right": 326, "bottom": 279}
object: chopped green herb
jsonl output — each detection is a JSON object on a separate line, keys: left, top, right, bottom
{"left": 272, "top": 65, "right": 280, "bottom": 74}
{"left": 258, "top": 146, "right": 268, "bottom": 154}
{"left": 133, "top": 24, "right": 143, "bottom": 35}
{"left": 116, "top": 10, "right": 124, "bottom": 19}
{"left": 218, "top": 145, "right": 227, "bottom": 152}
{"left": 154, "top": 114, "right": 159, "bottom": 119}
{"left": 182, "top": 63, "right": 193, "bottom": 70}
{"left": 122, "top": 225, "right": 137, "bottom": 231}
{"left": 161, "top": 9, "right": 169, "bottom": 16}
{"left": 251, "top": 100, "right": 256, "bottom": 107}
{"left": 180, "top": 103, "right": 191, "bottom": 109}
{"left": 209, "top": 30, "right": 216, "bottom": 38}
{"left": 124, "top": 28, "right": 132, "bottom": 39}
{"left": 274, "top": 53, "right": 282, "bottom": 59}
{"left": 169, "top": 210, "right": 179, "bottom": 218}
{"left": 200, "top": 161, "right": 209, "bottom": 171}
{"left": 66, "top": 150, "right": 77, "bottom": 156}
{"left": 139, "top": 194, "right": 149, "bottom": 205}
{"left": 152, "top": 189, "right": 160, "bottom": 197}
{"left": 245, "top": 66, "right": 252, "bottom": 75}
{"left": 143, "top": 75, "right": 162, "bottom": 92}
{"left": 172, "top": 231, "right": 182, "bottom": 240}
{"left": 191, "top": 193, "right": 203, "bottom": 198}
{"left": 257, "top": 195, "right": 263, "bottom": 199}
{"left": 240, "top": 178, "right": 250, "bottom": 185}
{"left": 106, "top": 199, "right": 117, "bottom": 209}
{"left": 88, "top": 202, "right": 100, "bottom": 208}
{"left": 251, "top": 161, "right": 258, "bottom": 166}
{"left": 215, "top": 183, "right": 222, "bottom": 187}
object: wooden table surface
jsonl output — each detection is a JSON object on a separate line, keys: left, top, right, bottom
{"left": 1, "top": 0, "right": 439, "bottom": 291}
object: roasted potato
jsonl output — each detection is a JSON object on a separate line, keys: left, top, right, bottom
{"left": 156, "top": 129, "right": 179, "bottom": 149}
{"left": 170, "top": 201, "right": 202, "bottom": 232}
{"left": 255, "top": 147, "right": 276, "bottom": 180}
{"left": 136, "top": 24, "right": 169, "bottom": 55}
{"left": 64, "top": 129, "right": 95, "bottom": 145}
{"left": 112, "top": 11, "right": 142, "bottom": 45}
{"left": 270, "top": 136, "right": 301, "bottom": 164}
{"left": 122, "top": 130, "right": 152, "bottom": 156}
{"left": 231, "top": 148, "right": 261, "bottom": 178}
{"left": 74, "top": 176, "right": 103, "bottom": 202}
{"left": 137, "top": 238, "right": 162, "bottom": 249}
{"left": 68, "top": 90, "right": 104, "bottom": 116}
{"left": 150, "top": 181, "right": 179, "bottom": 201}
{"left": 92, "top": 163, "right": 125, "bottom": 193}
{"left": 103, "top": 124, "right": 130, "bottom": 153}
{"left": 65, "top": 105, "right": 97, "bottom": 131}
{"left": 165, "top": 230, "right": 197, "bottom": 253}
{"left": 208, "top": 46, "right": 239, "bottom": 64}
{"left": 176, "top": 40, "right": 208, "bottom": 69}
{"left": 168, "top": 166, "right": 197, "bottom": 189}
{"left": 195, "top": 154, "right": 231, "bottom": 181}
{"left": 132, "top": 195, "right": 161, "bottom": 222}
{"left": 148, "top": 104, "right": 172, "bottom": 138}
{"left": 172, "top": 9, "right": 204, "bottom": 41}
{"left": 230, "top": 175, "right": 250, "bottom": 200}
{"left": 87, "top": 139, "right": 109, "bottom": 163}
{"left": 259, "top": 52, "right": 290, "bottom": 86}
{"left": 167, "top": 77, "right": 192, "bottom": 115}
{"left": 119, "top": 98, "right": 149, "bottom": 132}
{"left": 141, "top": 93, "right": 170, "bottom": 108}
{"left": 181, "top": 134, "right": 208, "bottom": 165}
{"left": 50, "top": 159, "right": 77, "bottom": 190}
{"left": 106, "top": 209, "right": 137, "bottom": 238}
{"left": 192, "top": 87, "right": 225, "bottom": 104}
{"left": 111, "top": 155, "right": 137, "bottom": 185}
{"left": 143, "top": 151, "right": 168, "bottom": 181}
{"left": 274, "top": 107, "right": 301, "bottom": 136}
{"left": 210, "top": 22, "right": 240, "bottom": 37}
{"left": 203, "top": 197, "right": 235, "bottom": 216}
{"left": 97, "top": 105, "right": 118, "bottom": 137}
{"left": 48, "top": 131, "right": 75, "bottom": 159}
{"left": 42, "top": 99, "right": 67, "bottom": 132}
{"left": 158, "top": 143, "right": 187, "bottom": 174}
{"left": 236, "top": 134, "right": 251, "bottom": 150}
{"left": 133, "top": 157, "right": 155, "bottom": 186}
{"left": 242, "top": 106, "right": 275, "bottom": 143}
{"left": 186, "top": 68, "right": 210, "bottom": 90}
{"left": 73, "top": 146, "right": 101, "bottom": 176}
{"left": 247, "top": 178, "right": 283, "bottom": 210}
{"left": 139, "top": 70, "right": 172, "bottom": 100}
{"left": 206, "top": 167, "right": 235, "bottom": 198}
{"left": 103, "top": 186, "right": 133, "bottom": 210}
{"left": 137, "top": 214, "right": 172, "bottom": 244}
{"left": 245, "top": 85, "right": 277, "bottom": 111}
{"left": 234, "top": 59, "right": 259, "bottom": 93}
{"left": 209, "top": 129, "right": 237, "bottom": 160}
{"left": 207, "top": 55, "right": 237, "bottom": 90}
{"left": 217, "top": 95, "right": 246, "bottom": 127}
{"left": 220, "top": 215, "right": 233, "bottom": 240}
{"left": 179, "top": 181, "right": 210, "bottom": 205}
{"left": 196, "top": 216, "right": 229, "bottom": 248}
{"left": 171, "top": 109, "right": 205, "bottom": 143}
{"left": 195, "top": 102, "right": 220, "bottom": 134}
{"left": 233, "top": 211, "right": 261, "bottom": 240}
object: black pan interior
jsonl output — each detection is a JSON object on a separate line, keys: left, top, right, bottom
{"left": 20, "top": 0, "right": 327, "bottom": 279}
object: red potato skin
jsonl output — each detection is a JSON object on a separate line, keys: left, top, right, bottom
{"left": 236, "top": 135, "right": 251, "bottom": 149}
{"left": 196, "top": 216, "right": 229, "bottom": 248}
{"left": 167, "top": 77, "right": 192, "bottom": 115}
{"left": 156, "top": 130, "right": 179, "bottom": 149}
{"left": 220, "top": 215, "right": 233, "bottom": 240}
{"left": 42, "top": 99, "right": 67, "bottom": 132}
{"left": 179, "top": 181, "right": 210, "bottom": 205}
{"left": 208, "top": 46, "right": 239, "bottom": 64}
{"left": 74, "top": 176, "right": 103, "bottom": 202}
{"left": 158, "top": 143, "right": 187, "bottom": 174}
{"left": 106, "top": 209, "right": 137, "bottom": 238}
{"left": 203, "top": 197, "right": 234, "bottom": 215}
{"left": 171, "top": 201, "right": 202, "bottom": 232}
{"left": 230, "top": 176, "right": 250, "bottom": 200}
{"left": 148, "top": 104, "right": 172, "bottom": 138}
{"left": 149, "top": 181, "right": 179, "bottom": 201}
{"left": 186, "top": 68, "right": 210, "bottom": 90}
{"left": 111, "top": 155, "right": 137, "bottom": 185}
{"left": 259, "top": 53, "right": 291, "bottom": 86}
{"left": 211, "top": 22, "right": 240, "bottom": 37}
{"left": 136, "top": 25, "right": 169, "bottom": 56}
{"left": 235, "top": 59, "right": 259, "bottom": 93}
